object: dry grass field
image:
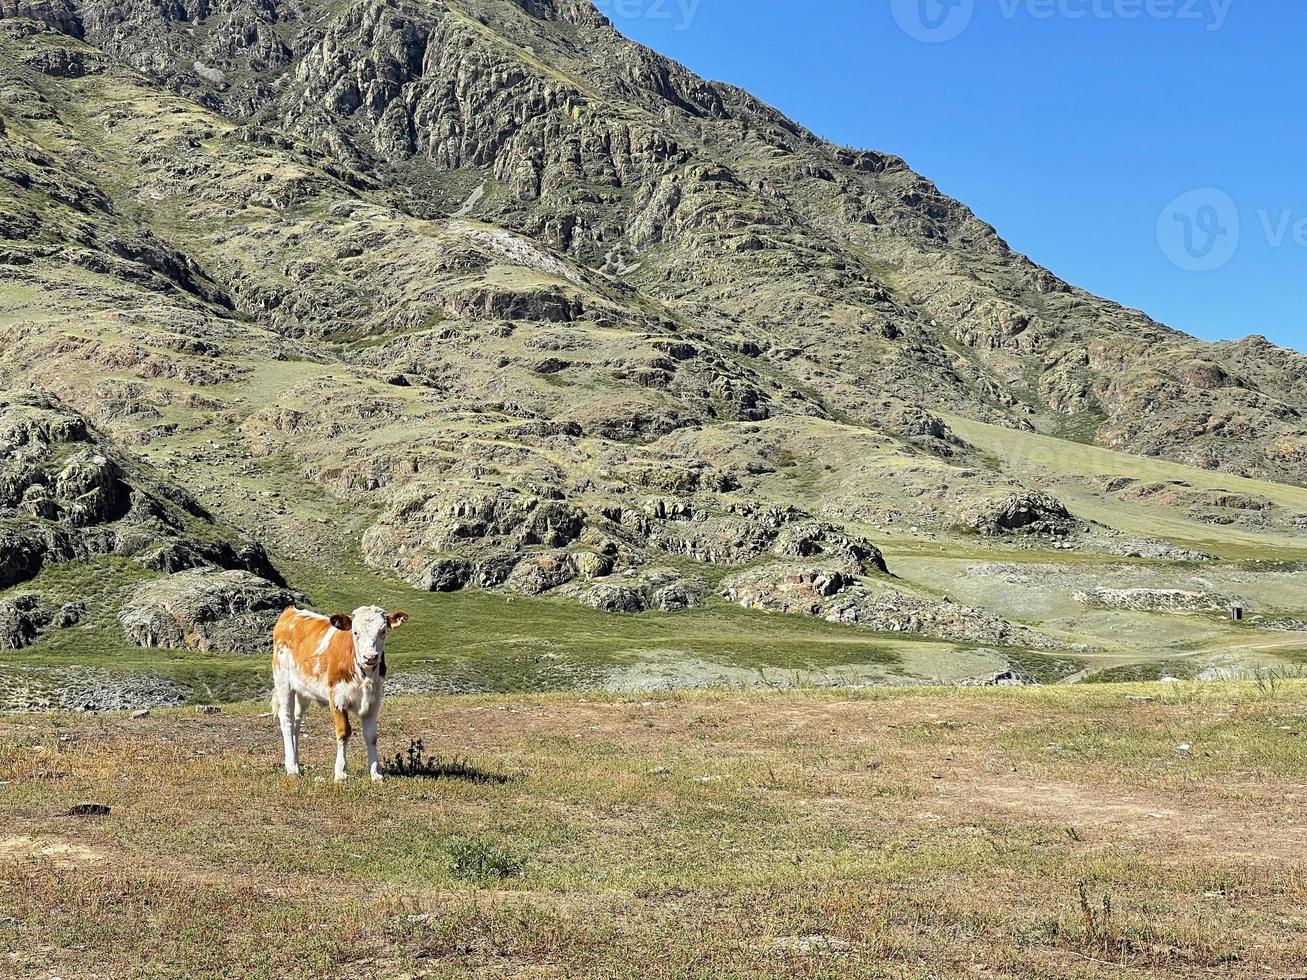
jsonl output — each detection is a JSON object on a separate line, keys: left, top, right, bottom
{"left": 2, "top": 682, "right": 1306, "bottom": 978}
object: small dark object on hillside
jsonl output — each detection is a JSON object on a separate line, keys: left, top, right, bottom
{"left": 65, "top": 803, "right": 110, "bottom": 817}
{"left": 384, "top": 738, "right": 509, "bottom": 784}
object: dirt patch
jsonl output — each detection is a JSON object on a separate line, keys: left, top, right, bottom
{"left": 954, "top": 777, "right": 1307, "bottom": 862}
{"left": 0, "top": 835, "right": 103, "bottom": 866}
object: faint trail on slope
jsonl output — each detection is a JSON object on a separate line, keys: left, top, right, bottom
{"left": 451, "top": 181, "right": 485, "bottom": 217}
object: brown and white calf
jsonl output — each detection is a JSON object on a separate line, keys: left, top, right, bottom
{"left": 271, "top": 605, "right": 409, "bottom": 782}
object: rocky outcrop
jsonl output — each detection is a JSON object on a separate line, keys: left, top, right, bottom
{"left": 0, "top": 389, "right": 280, "bottom": 588}
{"left": 0, "top": 593, "right": 53, "bottom": 650}
{"left": 1073, "top": 588, "right": 1230, "bottom": 613}
{"left": 960, "top": 491, "right": 1074, "bottom": 537}
{"left": 0, "top": 527, "right": 46, "bottom": 592}
{"left": 723, "top": 564, "right": 1061, "bottom": 650}
{"left": 0, "top": 593, "right": 84, "bottom": 650}
{"left": 363, "top": 476, "right": 886, "bottom": 604}
{"left": 561, "top": 568, "right": 703, "bottom": 614}
{"left": 0, "top": 0, "right": 81, "bottom": 36}
{"left": 771, "top": 522, "right": 887, "bottom": 574}
{"left": 118, "top": 569, "right": 307, "bottom": 655}
{"left": 505, "top": 551, "right": 577, "bottom": 596}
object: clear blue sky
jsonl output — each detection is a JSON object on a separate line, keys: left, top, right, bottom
{"left": 602, "top": 0, "right": 1307, "bottom": 355}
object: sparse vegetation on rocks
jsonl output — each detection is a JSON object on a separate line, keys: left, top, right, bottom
{"left": 0, "top": 0, "right": 1303, "bottom": 701}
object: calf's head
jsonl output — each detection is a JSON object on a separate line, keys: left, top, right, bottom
{"left": 329, "top": 606, "right": 410, "bottom": 674}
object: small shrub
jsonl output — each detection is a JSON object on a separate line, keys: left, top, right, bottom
{"left": 446, "top": 836, "right": 527, "bottom": 884}
{"left": 1252, "top": 665, "right": 1307, "bottom": 696}
{"left": 1077, "top": 878, "right": 1114, "bottom": 947}
{"left": 384, "top": 738, "right": 509, "bottom": 784}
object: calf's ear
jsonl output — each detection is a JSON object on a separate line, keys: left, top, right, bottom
{"left": 388, "top": 611, "right": 410, "bottom": 628}
{"left": 330, "top": 614, "right": 353, "bottom": 632}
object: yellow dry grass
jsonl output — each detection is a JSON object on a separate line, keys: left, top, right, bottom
{"left": 2, "top": 682, "right": 1305, "bottom": 978}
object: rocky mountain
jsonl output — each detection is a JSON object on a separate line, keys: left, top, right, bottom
{"left": 1, "top": 0, "right": 1305, "bottom": 684}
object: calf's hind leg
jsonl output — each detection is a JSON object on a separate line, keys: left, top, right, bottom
{"left": 277, "top": 684, "right": 301, "bottom": 777}
{"left": 332, "top": 706, "right": 352, "bottom": 783}
{"left": 290, "top": 694, "right": 308, "bottom": 771}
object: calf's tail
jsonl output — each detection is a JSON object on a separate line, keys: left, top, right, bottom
{"left": 269, "top": 646, "right": 281, "bottom": 719}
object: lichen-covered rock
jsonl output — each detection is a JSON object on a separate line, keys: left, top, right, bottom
{"left": 0, "top": 593, "right": 54, "bottom": 650}
{"left": 0, "top": 0, "right": 81, "bottom": 36}
{"left": 771, "top": 523, "right": 887, "bottom": 574}
{"left": 0, "top": 390, "right": 281, "bottom": 588}
{"left": 52, "top": 600, "right": 85, "bottom": 627}
{"left": 361, "top": 484, "right": 589, "bottom": 591}
{"left": 563, "top": 568, "right": 703, "bottom": 615}
{"left": 1073, "top": 588, "right": 1230, "bottom": 613}
{"left": 722, "top": 564, "right": 1062, "bottom": 650}
{"left": 961, "top": 491, "right": 1074, "bottom": 537}
{"left": 722, "top": 566, "right": 855, "bottom": 617}
{"left": 0, "top": 527, "right": 47, "bottom": 591}
{"left": 119, "top": 568, "right": 307, "bottom": 655}
{"left": 651, "top": 579, "right": 701, "bottom": 612}
{"left": 576, "top": 583, "right": 648, "bottom": 614}
{"left": 505, "top": 551, "right": 577, "bottom": 596}
{"left": 573, "top": 551, "right": 614, "bottom": 580}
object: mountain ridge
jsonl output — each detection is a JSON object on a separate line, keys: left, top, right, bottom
{"left": 0, "top": 0, "right": 1305, "bottom": 695}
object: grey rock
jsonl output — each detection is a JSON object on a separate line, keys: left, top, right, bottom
{"left": 0, "top": 390, "right": 282, "bottom": 590}
{"left": 964, "top": 491, "right": 1074, "bottom": 537}
{"left": 0, "top": 593, "right": 53, "bottom": 650}
{"left": 119, "top": 568, "right": 307, "bottom": 655}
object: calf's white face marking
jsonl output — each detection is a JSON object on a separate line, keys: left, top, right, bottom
{"left": 349, "top": 605, "right": 391, "bottom": 671}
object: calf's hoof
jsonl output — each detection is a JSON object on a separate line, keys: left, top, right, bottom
{"left": 334, "top": 772, "right": 348, "bottom": 784}
{"left": 285, "top": 766, "right": 302, "bottom": 777}
{"left": 371, "top": 773, "right": 385, "bottom": 784}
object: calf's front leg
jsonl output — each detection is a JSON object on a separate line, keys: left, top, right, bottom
{"left": 363, "top": 709, "right": 383, "bottom": 783}
{"left": 332, "top": 706, "right": 351, "bottom": 783}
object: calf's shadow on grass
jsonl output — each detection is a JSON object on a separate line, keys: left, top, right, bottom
{"left": 382, "top": 739, "right": 510, "bottom": 785}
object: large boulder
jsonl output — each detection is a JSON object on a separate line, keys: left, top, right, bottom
{"left": 961, "top": 491, "right": 1074, "bottom": 537}
{"left": 0, "top": 526, "right": 46, "bottom": 590}
{"left": 0, "top": 593, "right": 53, "bottom": 650}
{"left": 505, "top": 551, "right": 577, "bottom": 596}
{"left": 576, "top": 583, "right": 649, "bottom": 614}
{"left": 119, "top": 568, "right": 307, "bottom": 655}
